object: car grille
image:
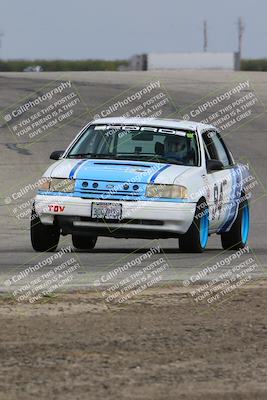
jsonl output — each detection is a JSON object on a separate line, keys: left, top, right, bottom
{"left": 75, "top": 180, "right": 146, "bottom": 201}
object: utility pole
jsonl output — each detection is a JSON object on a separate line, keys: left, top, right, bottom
{"left": 238, "top": 17, "right": 245, "bottom": 59}
{"left": 203, "top": 20, "right": 208, "bottom": 52}
{"left": 237, "top": 17, "right": 245, "bottom": 70}
{"left": 0, "top": 30, "right": 4, "bottom": 59}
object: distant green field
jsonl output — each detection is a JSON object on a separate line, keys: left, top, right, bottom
{"left": 0, "top": 59, "right": 128, "bottom": 72}
{"left": 241, "top": 59, "right": 267, "bottom": 71}
{"left": 0, "top": 58, "right": 266, "bottom": 72}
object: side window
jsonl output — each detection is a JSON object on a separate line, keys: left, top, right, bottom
{"left": 202, "top": 131, "right": 218, "bottom": 160}
{"left": 203, "top": 131, "right": 230, "bottom": 167}
{"left": 212, "top": 133, "right": 230, "bottom": 167}
{"left": 203, "top": 140, "right": 212, "bottom": 161}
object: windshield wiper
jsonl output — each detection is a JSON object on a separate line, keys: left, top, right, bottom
{"left": 153, "top": 156, "right": 184, "bottom": 165}
{"left": 67, "top": 153, "right": 184, "bottom": 165}
{"left": 67, "top": 153, "right": 93, "bottom": 158}
{"left": 67, "top": 153, "right": 115, "bottom": 159}
{"left": 114, "top": 155, "right": 184, "bottom": 165}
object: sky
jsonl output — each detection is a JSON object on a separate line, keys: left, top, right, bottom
{"left": 0, "top": 0, "right": 266, "bottom": 60}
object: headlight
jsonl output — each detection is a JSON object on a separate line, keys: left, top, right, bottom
{"left": 146, "top": 184, "right": 188, "bottom": 199}
{"left": 38, "top": 178, "right": 75, "bottom": 193}
{"left": 38, "top": 178, "right": 51, "bottom": 191}
{"left": 50, "top": 178, "right": 75, "bottom": 192}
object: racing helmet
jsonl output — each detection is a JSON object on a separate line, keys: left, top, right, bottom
{"left": 164, "top": 134, "right": 185, "bottom": 154}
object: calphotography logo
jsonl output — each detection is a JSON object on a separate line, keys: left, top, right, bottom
{"left": 180, "top": 79, "right": 265, "bottom": 133}
{"left": 2, "top": 78, "right": 86, "bottom": 145}
{"left": 93, "top": 242, "right": 173, "bottom": 304}
{"left": 92, "top": 79, "right": 175, "bottom": 119}
{"left": 4, "top": 246, "right": 82, "bottom": 304}
{"left": 183, "top": 246, "right": 264, "bottom": 308}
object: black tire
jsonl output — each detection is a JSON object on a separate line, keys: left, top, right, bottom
{"left": 72, "top": 234, "right": 97, "bottom": 250}
{"left": 30, "top": 206, "right": 60, "bottom": 252}
{"left": 221, "top": 199, "right": 249, "bottom": 250}
{"left": 179, "top": 200, "right": 209, "bottom": 253}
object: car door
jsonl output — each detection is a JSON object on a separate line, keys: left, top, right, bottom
{"left": 202, "top": 130, "right": 234, "bottom": 231}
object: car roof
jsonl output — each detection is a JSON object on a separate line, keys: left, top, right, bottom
{"left": 92, "top": 117, "right": 216, "bottom": 132}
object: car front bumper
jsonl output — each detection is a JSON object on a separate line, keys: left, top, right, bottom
{"left": 34, "top": 195, "right": 196, "bottom": 238}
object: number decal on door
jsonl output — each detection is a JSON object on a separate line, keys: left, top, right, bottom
{"left": 212, "top": 180, "right": 227, "bottom": 220}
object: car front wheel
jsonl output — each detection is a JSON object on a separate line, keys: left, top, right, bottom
{"left": 179, "top": 200, "right": 209, "bottom": 253}
{"left": 221, "top": 198, "right": 249, "bottom": 250}
{"left": 30, "top": 205, "right": 60, "bottom": 252}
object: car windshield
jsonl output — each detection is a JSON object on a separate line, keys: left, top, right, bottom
{"left": 67, "top": 125, "right": 199, "bottom": 166}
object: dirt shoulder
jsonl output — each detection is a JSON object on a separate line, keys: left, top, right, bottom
{"left": 0, "top": 282, "right": 267, "bottom": 400}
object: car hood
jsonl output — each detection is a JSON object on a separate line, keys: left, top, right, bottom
{"left": 45, "top": 158, "right": 191, "bottom": 185}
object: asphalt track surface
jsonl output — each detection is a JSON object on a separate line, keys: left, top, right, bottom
{"left": 0, "top": 70, "right": 266, "bottom": 294}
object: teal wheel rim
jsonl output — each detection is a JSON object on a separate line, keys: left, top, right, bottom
{"left": 199, "top": 209, "right": 209, "bottom": 248}
{"left": 241, "top": 202, "right": 250, "bottom": 244}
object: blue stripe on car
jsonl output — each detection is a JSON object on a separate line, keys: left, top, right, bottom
{"left": 39, "top": 160, "right": 187, "bottom": 203}
{"left": 37, "top": 190, "right": 188, "bottom": 202}
{"left": 219, "top": 166, "right": 242, "bottom": 232}
{"left": 218, "top": 168, "right": 236, "bottom": 232}
{"left": 69, "top": 160, "right": 87, "bottom": 179}
{"left": 149, "top": 164, "right": 171, "bottom": 183}
{"left": 74, "top": 160, "right": 171, "bottom": 184}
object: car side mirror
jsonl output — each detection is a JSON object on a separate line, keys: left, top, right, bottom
{"left": 50, "top": 150, "right": 64, "bottom": 160}
{"left": 207, "top": 159, "right": 224, "bottom": 172}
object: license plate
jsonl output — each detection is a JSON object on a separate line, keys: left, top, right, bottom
{"left": 91, "top": 202, "right": 122, "bottom": 220}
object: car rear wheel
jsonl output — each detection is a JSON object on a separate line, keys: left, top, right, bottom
{"left": 72, "top": 234, "right": 97, "bottom": 250}
{"left": 31, "top": 205, "right": 60, "bottom": 252}
{"left": 221, "top": 198, "right": 249, "bottom": 250}
{"left": 179, "top": 200, "right": 209, "bottom": 253}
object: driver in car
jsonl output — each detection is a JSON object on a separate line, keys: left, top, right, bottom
{"left": 164, "top": 134, "right": 188, "bottom": 163}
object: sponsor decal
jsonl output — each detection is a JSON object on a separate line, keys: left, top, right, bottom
{"left": 48, "top": 205, "right": 65, "bottom": 212}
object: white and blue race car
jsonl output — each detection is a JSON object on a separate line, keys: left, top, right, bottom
{"left": 31, "top": 117, "right": 250, "bottom": 253}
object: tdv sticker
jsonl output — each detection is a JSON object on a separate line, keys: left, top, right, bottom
{"left": 48, "top": 205, "right": 65, "bottom": 212}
